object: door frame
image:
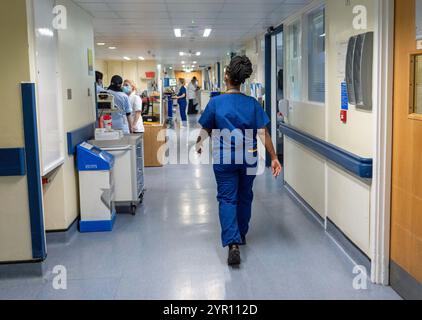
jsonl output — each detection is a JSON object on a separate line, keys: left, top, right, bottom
{"left": 265, "top": 24, "right": 283, "bottom": 166}
{"left": 370, "top": 0, "right": 395, "bottom": 285}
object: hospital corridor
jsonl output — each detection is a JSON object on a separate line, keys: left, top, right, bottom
{"left": 0, "top": 0, "right": 421, "bottom": 306}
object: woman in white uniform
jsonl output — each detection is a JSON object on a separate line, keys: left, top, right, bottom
{"left": 123, "top": 80, "right": 145, "bottom": 134}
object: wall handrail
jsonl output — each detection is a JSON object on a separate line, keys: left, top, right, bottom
{"left": 279, "top": 123, "right": 373, "bottom": 179}
{"left": 0, "top": 148, "right": 26, "bottom": 176}
{"left": 67, "top": 123, "right": 96, "bottom": 155}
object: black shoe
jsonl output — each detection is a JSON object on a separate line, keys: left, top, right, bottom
{"left": 228, "top": 245, "right": 241, "bottom": 266}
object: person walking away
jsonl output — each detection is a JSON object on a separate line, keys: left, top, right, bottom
{"left": 196, "top": 56, "right": 282, "bottom": 266}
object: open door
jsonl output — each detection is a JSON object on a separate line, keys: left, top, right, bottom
{"left": 390, "top": 0, "right": 422, "bottom": 299}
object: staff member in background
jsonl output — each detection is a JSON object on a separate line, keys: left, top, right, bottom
{"left": 174, "top": 78, "right": 188, "bottom": 127}
{"left": 96, "top": 71, "right": 105, "bottom": 93}
{"left": 196, "top": 56, "right": 282, "bottom": 266}
{"left": 187, "top": 76, "right": 199, "bottom": 115}
{"left": 107, "top": 75, "right": 133, "bottom": 134}
{"left": 123, "top": 80, "right": 144, "bottom": 134}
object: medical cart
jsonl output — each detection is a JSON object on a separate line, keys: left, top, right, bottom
{"left": 89, "top": 135, "right": 145, "bottom": 215}
{"left": 77, "top": 142, "right": 116, "bottom": 233}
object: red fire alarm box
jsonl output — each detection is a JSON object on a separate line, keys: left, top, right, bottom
{"left": 340, "top": 110, "right": 347, "bottom": 123}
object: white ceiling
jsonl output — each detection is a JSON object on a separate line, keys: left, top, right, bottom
{"left": 74, "top": 0, "right": 311, "bottom": 67}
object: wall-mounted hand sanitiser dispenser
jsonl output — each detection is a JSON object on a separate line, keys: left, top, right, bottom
{"left": 345, "top": 32, "right": 374, "bottom": 110}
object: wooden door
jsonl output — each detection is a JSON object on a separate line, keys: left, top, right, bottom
{"left": 391, "top": 0, "right": 422, "bottom": 299}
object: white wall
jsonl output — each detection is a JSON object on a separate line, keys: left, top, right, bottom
{"left": 0, "top": 0, "right": 36, "bottom": 262}
{"left": 282, "top": 1, "right": 328, "bottom": 219}
{"left": 326, "top": 0, "right": 375, "bottom": 158}
{"left": 324, "top": 0, "right": 376, "bottom": 256}
{"left": 282, "top": 0, "right": 376, "bottom": 256}
{"left": 96, "top": 59, "right": 158, "bottom": 92}
{"left": 43, "top": 0, "right": 96, "bottom": 230}
{"left": 244, "top": 35, "right": 266, "bottom": 85}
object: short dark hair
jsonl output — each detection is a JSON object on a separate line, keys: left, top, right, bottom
{"left": 96, "top": 71, "right": 103, "bottom": 82}
{"left": 109, "top": 75, "right": 123, "bottom": 92}
{"left": 226, "top": 56, "right": 253, "bottom": 86}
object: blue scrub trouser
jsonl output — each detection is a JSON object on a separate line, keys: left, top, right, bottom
{"left": 179, "top": 101, "right": 187, "bottom": 122}
{"left": 214, "top": 164, "right": 256, "bottom": 247}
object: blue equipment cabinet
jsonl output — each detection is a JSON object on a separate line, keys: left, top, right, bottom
{"left": 77, "top": 142, "right": 116, "bottom": 232}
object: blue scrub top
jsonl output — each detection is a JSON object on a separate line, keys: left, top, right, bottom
{"left": 178, "top": 86, "right": 187, "bottom": 105}
{"left": 107, "top": 90, "right": 132, "bottom": 134}
{"left": 199, "top": 93, "right": 270, "bottom": 165}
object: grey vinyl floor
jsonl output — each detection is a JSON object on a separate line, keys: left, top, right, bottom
{"left": 0, "top": 116, "right": 401, "bottom": 300}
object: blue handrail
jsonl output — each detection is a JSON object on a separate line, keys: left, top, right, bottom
{"left": 67, "top": 123, "right": 96, "bottom": 155}
{"left": 0, "top": 148, "right": 26, "bottom": 176}
{"left": 279, "top": 123, "right": 373, "bottom": 179}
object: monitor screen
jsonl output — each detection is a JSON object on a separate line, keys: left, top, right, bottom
{"left": 169, "top": 78, "right": 177, "bottom": 86}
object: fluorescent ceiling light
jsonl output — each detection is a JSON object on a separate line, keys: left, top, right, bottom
{"left": 179, "top": 52, "right": 185, "bottom": 56}
{"left": 181, "top": 61, "right": 185, "bottom": 64}
{"left": 109, "top": 46, "right": 116, "bottom": 50}
{"left": 196, "top": 52, "right": 201, "bottom": 56}
{"left": 193, "top": 61, "right": 197, "bottom": 64}
{"left": 37, "top": 28, "right": 54, "bottom": 37}
{"left": 174, "top": 28, "right": 182, "bottom": 37}
{"left": 123, "top": 57, "right": 131, "bottom": 61}
{"left": 97, "top": 42, "right": 105, "bottom": 46}
{"left": 138, "top": 56, "right": 145, "bottom": 60}
{"left": 203, "top": 28, "right": 212, "bottom": 37}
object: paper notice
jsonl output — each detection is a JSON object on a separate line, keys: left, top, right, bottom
{"left": 337, "top": 41, "right": 349, "bottom": 79}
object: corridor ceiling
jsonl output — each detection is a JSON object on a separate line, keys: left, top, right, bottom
{"left": 74, "top": 0, "right": 312, "bottom": 66}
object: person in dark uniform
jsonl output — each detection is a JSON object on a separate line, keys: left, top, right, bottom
{"left": 197, "top": 56, "right": 282, "bottom": 266}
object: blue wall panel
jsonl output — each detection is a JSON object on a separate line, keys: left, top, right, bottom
{"left": 21, "top": 83, "right": 46, "bottom": 260}
{"left": 67, "top": 123, "right": 96, "bottom": 155}
{"left": 0, "top": 148, "right": 26, "bottom": 176}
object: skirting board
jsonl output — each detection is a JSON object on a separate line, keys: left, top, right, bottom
{"left": 0, "top": 259, "right": 46, "bottom": 278}
{"left": 46, "top": 218, "right": 79, "bottom": 246}
{"left": 284, "top": 182, "right": 325, "bottom": 227}
{"left": 284, "top": 182, "right": 371, "bottom": 273}
{"left": 390, "top": 261, "right": 422, "bottom": 300}
{"left": 326, "top": 218, "right": 371, "bottom": 273}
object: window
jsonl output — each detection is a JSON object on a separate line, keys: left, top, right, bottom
{"left": 307, "top": 7, "right": 325, "bottom": 103}
{"left": 287, "top": 20, "right": 301, "bottom": 101}
{"left": 276, "top": 32, "right": 284, "bottom": 102}
{"left": 411, "top": 54, "right": 422, "bottom": 114}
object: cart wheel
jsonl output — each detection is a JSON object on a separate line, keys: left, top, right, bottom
{"left": 131, "top": 204, "right": 137, "bottom": 215}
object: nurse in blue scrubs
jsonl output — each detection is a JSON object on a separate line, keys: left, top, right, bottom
{"left": 175, "top": 78, "right": 188, "bottom": 127}
{"left": 107, "top": 75, "right": 133, "bottom": 134}
{"left": 197, "top": 56, "right": 282, "bottom": 266}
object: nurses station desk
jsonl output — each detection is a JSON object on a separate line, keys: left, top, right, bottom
{"left": 143, "top": 123, "right": 166, "bottom": 167}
